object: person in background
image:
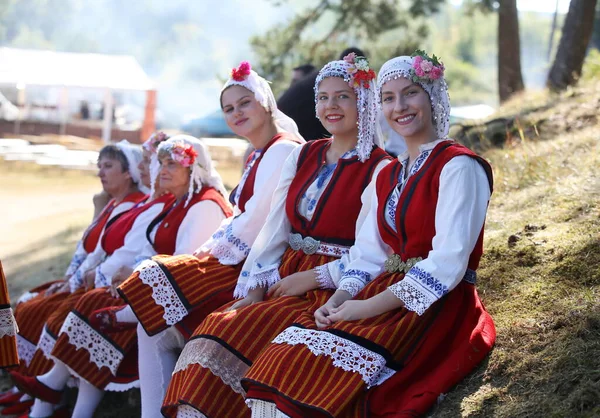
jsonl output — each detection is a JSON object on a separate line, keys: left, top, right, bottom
{"left": 290, "top": 64, "right": 315, "bottom": 86}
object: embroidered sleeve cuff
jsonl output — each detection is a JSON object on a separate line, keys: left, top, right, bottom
{"left": 94, "top": 266, "right": 109, "bottom": 288}
{"left": 65, "top": 253, "right": 87, "bottom": 277}
{"left": 388, "top": 266, "right": 448, "bottom": 315}
{"left": 314, "top": 264, "right": 336, "bottom": 289}
{"left": 0, "top": 307, "right": 18, "bottom": 338}
{"left": 243, "top": 263, "right": 281, "bottom": 295}
{"left": 69, "top": 269, "right": 83, "bottom": 292}
{"left": 338, "top": 277, "right": 366, "bottom": 297}
{"left": 207, "top": 223, "right": 250, "bottom": 265}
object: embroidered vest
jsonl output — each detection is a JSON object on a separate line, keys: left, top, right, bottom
{"left": 81, "top": 191, "right": 147, "bottom": 253}
{"left": 148, "top": 187, "right": 233, "bottom": 255}
{"left": 287, "top": 139, "right": 391, "bottom": 246}
{"left": 101, "top": 193, "right": 176, "bottom": 256}
{"left": 230, "top": 132, "right": 303, "bottom": 213}
{"left": 376, "top": 141, "right": 493, "bottom": 270}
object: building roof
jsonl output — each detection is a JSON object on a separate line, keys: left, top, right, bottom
{"left": 0, "top": 47, "right": 154, "bottom": 91}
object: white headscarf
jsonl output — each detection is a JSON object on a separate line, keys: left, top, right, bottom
{"left": 142, "top": 132, "right": 170, "bottom": 196}
{"left": 377, "top": 55, "right": 451, "bottom": 140}
{"left": 221, "top": 61, "right": 303, "bottom": 141}
{"left": 157, "top": 135, "right": 227, "bottom": 207}
{"left": 114, "top": 139, "right": 148, "bottom": 194}
{"left": 314, "top": 54, "right": 381, "bottom": 162}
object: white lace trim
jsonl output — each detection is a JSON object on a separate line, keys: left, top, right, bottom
{"left": 17, "top": 291, "right": 38, "bottom": 305}
{"left": 60, "top": 312, "right": 123, "bottom": 375}
{"left": 38, "top": 326, "right": 57, "bottom": 359}
{"left": 137, "top": 259, "right": 189, "bottom": 326}
{"left": 17, "top": 334, "right": 36, "bottom": 366}
{"left": 177, "top": 404, "right": 208, "bottom": 418}
{"left": 388, "top": 280, "right": 434, "bottom": 316}
{"left": 247, "top": 400, "right": 290, "bottom": 417}
{"left": 209, "top": 242, "right": 247, "bottom": 266}
{"left": 173, "top": 337, "right": 248, "bottom": 396}
{"left": 314, "top": 265, "right": 335, "bottom": 289}
{"left": 337, "top": 277, "right": 364, "bottom": 297}
{"left": 0, "top": 307, "right": 18, "bottom": 337}
{"left": 104, "top": 379, "right": 140, "bottom": 392}
{"left": 272, "top": 326, "right": 395, "bottom": 388}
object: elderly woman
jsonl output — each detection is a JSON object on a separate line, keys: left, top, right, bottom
{"left": 161, "top": 54, "right": 392, "bottom": 418}
{"left": 240, "top": 52, "right": 496, "bottom": 418}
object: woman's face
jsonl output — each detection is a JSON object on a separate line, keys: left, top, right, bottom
{"left": 97, "top": 156, "right": 131, "bottom": 194}
{"left": 380, "top": 77, "right": 434, "bottom": 140}
{"left": 316, "top": 76, "right": 358, "bottom": 138}
{"left": 221, "top": 85, "right": 270, "bottom": 139}
{"left": 138, "top": 148, "right": 152, "bottom": 189}
{"left": 158, "top": 155, "right": 190, "bottom": 192}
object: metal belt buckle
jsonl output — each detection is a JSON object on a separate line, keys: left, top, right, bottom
{"left": 302, "top": 236, "right": 320, "bottom": 255}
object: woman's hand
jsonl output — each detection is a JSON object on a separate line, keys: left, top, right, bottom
{"left": 326, "top": 300, "right": 374, "bottom": 323}
{"left": 45, "top": 280, "right": 70, "bottom": 296}
{"left": 315, "top": 290, "right": 352, "bottom": 329}
{"left": 83, "top": 270, "right": 96, "bottom": 291}
{"left": 267, "top": 270, "right": 318, "bottom": 298}
{"left": 109, "top": 266, "right": 134, "bottom": 298}
{"left": 193, "top": 248, "right": 209, "bottom": 260}
{"left": 225, "top": 287, "right": 266, "bottom": 312}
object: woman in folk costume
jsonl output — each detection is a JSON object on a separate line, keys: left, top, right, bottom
{"left": 13, "top": 135, "right": 229, "bottom": 418}
{"left": 7, "top": 141, "right": 146, "bottom": 413}
{"left": 241, "top": 52, "right": 496, "bottom": 418}
{"left": 0, "top": 261, "right": 18, "bottom": 369}
{"left": 162, "top": 54, "right": 392, "bottom": 418}
{"left": 113, "top": 62, "right": 304, "bottom": 418}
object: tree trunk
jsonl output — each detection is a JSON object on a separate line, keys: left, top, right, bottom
{"left": 498, "top": 0, "right": 525, "bottom": 102}
{"left": 547, "top": 0, "right": 599, "bottom": 90}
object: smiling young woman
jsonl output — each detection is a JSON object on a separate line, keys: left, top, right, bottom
{"left": 160, "top": 54, "right": 392, "bottom": 418}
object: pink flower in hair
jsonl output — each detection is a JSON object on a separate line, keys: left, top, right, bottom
{"left": 409, "top": 50, "right": 445, "bottom": 83}
{"left": 420, "top": 60, "right": 433, "bottom": 72}
{"left": 231, "top": 61, "right": 252, "bottom": 81}
{"left": 343, "top": 52, "right": 357, "bottom": 63}
{"left": 430, "top": 66, "right": 443, "bottom": 80}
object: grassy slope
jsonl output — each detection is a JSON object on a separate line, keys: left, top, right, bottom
{"left": 432, "top": 81, "right": 600, "bottom": 417}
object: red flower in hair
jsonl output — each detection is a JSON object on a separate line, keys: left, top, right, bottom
{"left": 231, "top": 61, "right": 252, "bottom": 81}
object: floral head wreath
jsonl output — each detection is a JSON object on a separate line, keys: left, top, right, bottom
{"left": 220, "top": 61, "right": 303, "bottom": 139}
{"left": 377, "top": 50, "right": 451, "bottom": 139}
{"left": 158, "top": 135, "right": 227, "bottom": 207}
{"left": 314, "top": 53, "right": 380, "bottom": 162}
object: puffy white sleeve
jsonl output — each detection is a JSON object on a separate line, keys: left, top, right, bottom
{"left": 198, "top": 140, "right": 300, "bottom": 265}
{"left": 174, "top": 200, "right": 227, "bottom": 256}
{"left": 313, "top": 158, "right": 391, "bottom": 291}
{"left": 233, "top": 145, "right": 302, "bottom": 297}
{"left": 68, "top": 201, "right": 136, "bottom": 292}
{"left": 334, "top": 171, "right": 394, "bottom": 297}
{"left": 388, "top": 156, "right": 491, "bottom": 315}
{"left": 95, "top": 203, "right": 165, "bottom": 288}
{"left": 64, "top": 241, "right": 88, "bottom": 278}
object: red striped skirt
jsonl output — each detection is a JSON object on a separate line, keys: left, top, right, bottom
{"left": 13, "top": 284, "right": 70, "bottom": 376}
{"left": 118, "top": 255, "right": 241, "bottom": 337}
{"left": 243, "top": 274, "right": 497, "bottom": 417}
{"left": 161, "top": 248, "right": 337, "bottom": 418}
{"left": 50, "top": 287, "right": 139, "bottom": 390}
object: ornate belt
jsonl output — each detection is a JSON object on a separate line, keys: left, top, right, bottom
{"left": 384, "top": 254, "right": 423, "bottom": 274}
{"left": 288, "top": 233, "right": 349, "bottom": 257}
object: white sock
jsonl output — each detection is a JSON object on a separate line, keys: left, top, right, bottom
{"left": 37, "top": 360, "right": 71, "bottom": 391}
{"left": 115, "top": 305, "right": 138, "bottom": 323}
{"left": 71, "top": 380, "right": 103, "bottom": 418}
{"left": 138, "top": 324, "right": 184, "bottom": 418}
{"left": 30, "top": 398, "right": 54, "bottom": 417}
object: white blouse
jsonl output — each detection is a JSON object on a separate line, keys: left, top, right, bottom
{"left": 338, "top": 139, "right": 491, "bottom": 315}
{"left": 198, "top": 140, "right": 302, "bottom": 265}
{"left": 234, "top": 144, "right": 390, "bottom": 298}
{"left": 67, "top": 200, "right": 137, "bottom": 292}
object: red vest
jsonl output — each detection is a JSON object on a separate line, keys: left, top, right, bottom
{"left": 101, "top": 193, "right": 176, "bottom": 256}
{"left": 286, "top": 139, "right": 391, "bottom": 246}
{"left": 81, "top": 191, "right": 147, "bottom": 253}
{"left": 376, "top": 141, "right": 493, "bottom": 270}
{"left": 232, "top": 132, "right": 303, "bottom": 213}
{"left": 150, "top": 188, "right": 233, "bottom": 255}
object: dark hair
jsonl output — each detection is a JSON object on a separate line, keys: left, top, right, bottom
{"left": 339, "top": 47, "right": 366, "bottom": 60}
{"left": 293, "top": 64, "right": 316, "bottom": 76}
{"left": 98, "top": 145, "right": 129, "bottom": 173}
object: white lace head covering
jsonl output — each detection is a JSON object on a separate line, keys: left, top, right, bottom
{"left": 314, "top": 54, "right": 380, "bottom": 162}
{"left": 157, "top": 135, "right": 228, "bottom": 207}
{"left": 114, "top": 139, "right": 148, "bottom": 193}
{"left": 221, "top": 61, "right": 303, "bottom": 141}
{"left": 377, "top": 54, "right": 451, "bottom": 140}
{"left": 142, "top": 131, "right": 170, "bottom": 196}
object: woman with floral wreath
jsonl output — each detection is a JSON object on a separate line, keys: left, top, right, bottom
{"left": 242, "top": 51, "right": 496, "bottom": 418}
{"left": 161, "top": 53, "right": 392, "bottom": 418}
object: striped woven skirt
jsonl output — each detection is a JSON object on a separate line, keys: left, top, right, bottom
{"left": 13, "top": 282, "right": 70, "bottom": 376}
{"left": 161, "top": 247, "right": 337, "bottom": 418}
{"left": 118, "top": 254, "right": 242, "bottom": 338}
{"left": 243, "top": 274, "right": 497, "bottom": 418}
{"left": 50, "top": 287, "right": 139, "bottom": 391}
